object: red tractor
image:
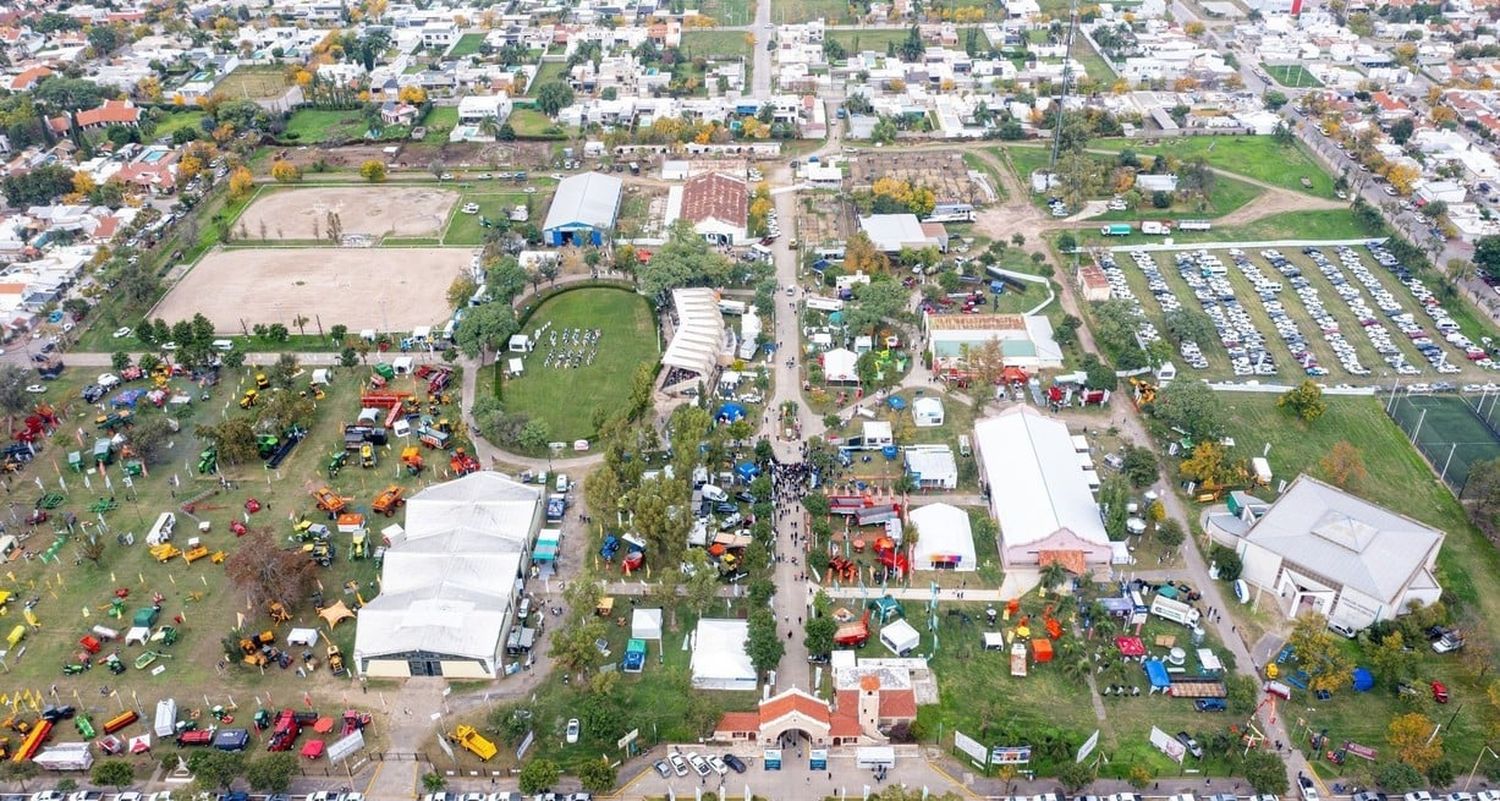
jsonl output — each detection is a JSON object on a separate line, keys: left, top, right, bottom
{"left": 267, "top": 709, "right": 300, "bottom": 751}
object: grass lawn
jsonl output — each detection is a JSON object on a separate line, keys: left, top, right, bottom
{"left": 499, "top": 288, "right": 661, "bottom": 442}
{"left": 961, "top": 152, "right": 1008, "bottom": 203}
{"left": 441, "top": 190, "right": 551, "bottom": 246}
{"left": 509, "top": 107, "right": 566, "bottom": 139}
{"left": 213, "top": 64, "right": 291, "bottom": 99}
{"left": 284, "top": 109, "right": 372, "bottom": 144}
{"left": 1201, "top": 394, "right": 1500, "bottom": 779}
{"left": 449, "top": 33, "right": 487, "bottom": 58}
{"left": 827, "top": 28, "right": 916, "bottom": 53}
{"left": 698, "top": 0, "right": 755, "bottom": 25}
{"left": 527, "top": 61, "right": 568, "bottom": 96}
{"left": 421, "top": 105, "right": 459, "bottom": 144}
{"left": 1262, "top": 63, "right": 1324, "bottom": 88}
{"left": 1004, "top": 145, "right": 1264, "bottom": 220}
{"left": 777, "top": 0, "right": 856, "bottom": 22}
{"left": 1066, "top": 208, "right": 1376, "bottom": 249}
{"left": 682, "top": 30, "right": 752, "bottom": 60}
{"left": 1072, "top": 36, "right": 1116, "bottom": 80}
{"left": 1087, "top": 136, "right": 1337, "bottom": 198}
{"left": 153, "top": 110, "right": 205, "bottom": 139}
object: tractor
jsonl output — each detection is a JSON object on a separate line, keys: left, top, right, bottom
{"left": 255, "top": 373, "right": 270, "bottom": 390}
{"left": 238, "top": 389, "right": 258, "bottom": 409}
{"left": 359, "top": 442, "right": 375, "bottom": 468}
{"left": 327, "top": 645, "right": 347, "bottom": 677}
{"left": 197, "top": 447, "right": 217, "bottom": 474}
{"left": 400, "top": 446, "right": 424, "bottom": 475}
{"left": 450, "top": 448, "right": 480, "bottom": 476}
{"left": 371, "top": 486, "right": 405, "bottom": 517}
{"left": 327, "top": 451, "right": 347, "bottom": 479}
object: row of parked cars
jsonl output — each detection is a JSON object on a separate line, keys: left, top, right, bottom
{"left": 421, "top": 792, "right": 589, "bottom": 801}
{"left": 1172, "top": 251, "right": 1281, "bottom": 376}
{"left": 1369, "top": 243, "right": 1470, "bottom": 374}
{"left": 1253, "top": 248, "right": 1360, "bottom": 376}
{"left": 653, "top": 750, "right": 747, "bottom": 779}
{"left": 1093, "top": 251, "right": 1164, "bottom": 355}
{"left": 1312, "top": 246, "right": 1421, "bottom": 375}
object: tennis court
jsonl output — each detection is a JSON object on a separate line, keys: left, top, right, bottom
{"left": 1386, "top": 393, "right": 1500, "bottom": 490}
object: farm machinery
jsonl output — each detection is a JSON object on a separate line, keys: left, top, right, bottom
{"left": 312, "top": 487, "right": 350, "bottom": 519}
{"left": 400, "top": 446, "right": 424, "bottom": 474}
{"left": 450, "top": 448, "right": 480, "bottom": 475}
{"left": 327, "top": 451, "right": 348, "bottom": 478}
{"left": 371, "top": 486, "right": 405, "bottom": 516}
{"left": 834, "top": 609, "right": 872, "bottom": 648}
{"left": 326, "top": 644, "right": 347, "bottom": 677}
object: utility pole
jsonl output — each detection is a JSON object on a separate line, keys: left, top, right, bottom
{"left": 1048, "top": 0, "right": 1081, "bottom": 169}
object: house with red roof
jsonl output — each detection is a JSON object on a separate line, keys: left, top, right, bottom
{"left": 712, "top": 676, "right": 916, "bottom": 747}
{"left": 75, "top": 99, "right": 141, "bottom": 131}
{"left": 678, "top": 172, "right": 748, "bottom": 246}
{"left": 9, "top": 65, "right": 51, "bottom": 92}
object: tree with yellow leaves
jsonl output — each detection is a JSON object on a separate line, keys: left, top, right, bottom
{"left": 136, "top": 76, "right": 162, "bottom": 102}
{"left": 1172, "top": 77, "right": 1198, "bottom": 93}
{"left": 844, "top": 231, "right": 889, "bottom": 274}
{"left": 212, "top": 123, "right": 236, "bottom": 144}
{"left": 1111, "top": 79, "right": 1130, "bottom": 95}
{"left": 398, "top": 85, "right": 427, "bottom": 104}
{"left": 1387, "top": 713, "right": 1443, "bottom": 773}
{"left": 1386, "top": 163, "right": 1420, "bottom": 196}
{"left": 741, "top": 117, "right": 769, "bottom": 139}
{"left": 227, "top": 167, "right": 254, "bottom": 200}
{"left": 871, "top": 177, "right": 936, "bottom": 217}
{"left": 1184, "top": 21, "right": 1205, "bottom": 37}
{"left": 360, "top": 160, "right": 388, "bottom": 182}
{"left": 953, "top": 7, "right": 985, "bottom": 22}
{"left": 294, "top": 69, "right": 313, "bottom": 87}
{"left": 270, "top": 160, "right": 302, "bottom": 183}
{"left": 177, "top": 154, "right": 203, "bottom": 183}
{"left": 72, "top": 172, "right": 97, "bottom": 198}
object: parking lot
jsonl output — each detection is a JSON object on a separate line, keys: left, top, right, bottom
{"left": 1095, "top": 241, "right": 1500, "bottom": 383}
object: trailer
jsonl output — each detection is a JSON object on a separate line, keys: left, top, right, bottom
{"left": 1010, "top": 641, "right": 1028, "bottom": 677}
{"left": 1150, "top": 595, "right": 1201, "bottom": 627}
{"left": 1177, "top": 219, "right": 1212, "bottom": 231}
{"left": 153, "top": 699, "right": 177, "bottom": 738}
{"left": 1100, "top": 224, "right": 1133, "bottom": 236}
{"left": 12, "top": 719, "right": 51, "bottom": 762}
{"left": 101, "top": 710, "right": 137, "bottom": 735}
{"left": 32, "top": 741, "right": 91, "bottom": 771}
{"left": 1141, "top": 221, "right": 1171, "bottom": 235}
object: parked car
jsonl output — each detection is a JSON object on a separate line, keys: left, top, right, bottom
{"left": 707, "top": 755, "right": 728, "bottom": 776}
{"left": 722, "top": 753, "right": 747, "bottom": 773}
{"left": 667, "top": 753, "right": 689, "bottom": 776}
{"left": 565, "top": 718, "right": 580, "bottom": 744}
{"left": 1175, "top": 731, "right": 1203, "bottom": 759}
{"left": 687, "top": 752, "right": 711, "bottom": 777}
{"left": 1299, "top": 774, "right": 1321, "bottom": 801}
{"left": 1193, "top": 698, "right": 1227, "bottom": 712}
{"left": 653, "top": 760, "right": 672, "bottom": 778}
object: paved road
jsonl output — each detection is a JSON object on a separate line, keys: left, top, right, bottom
{"left": 752, "top": 0, "right": 772, "bottom": 98}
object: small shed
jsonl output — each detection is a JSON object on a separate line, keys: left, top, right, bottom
{"left": 392, "top": 357, "right": 414, "bottom": 375}
{"left": 631, "top": 608, "right": 663, "bottom": 641}
{"left": 287, "top": 628, "right": 320, "bottom": 647}
{"left": 863, "top": 421, "right": 894, "bottom": 447}
{"left": 310, "top": 369, "right": 331, "bottom": 386}
{"left": 879, "top": 618, "right": 920, "bottom": 657}
{"left": 506, "top": 358, "right": 524, "bottom": 377}
{"left": 912, "top": 397, "right": 944, "bottom": 427}
{"left": 508, "top": 334, "right": 532, "bottom": 353}
{"left": 983, "top": 632, "right": 1006, "bottom": 650}
{"left": 1196, "top": 648, "right": 1223, "bottom": 674}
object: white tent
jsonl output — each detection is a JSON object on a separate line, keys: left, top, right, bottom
{"left": 912, "top": 397, "right": 944, "bottom": 427}
{"left": 310, "top": 369, "right": 331, "bottom": 386}
{"left": 879, "top": 618, "right": 921, "bottom": 657}
{"left": 690, "top": 619, "right": 756, "bottom": 691}
{"left": 632, "top": 608, "right": 664, "bottom": 641}
{"left": 662, "top": 288, "right": 726, "bottom": 379}
{"left": 823, "top": 348, "right": 859, "bottom": 383}
{"left": 287, "top": 628, "right": 320, "bottom": 646}
{"left": 983, "top": 632, "right": 1006, "bottom": 650}
{"left": 392, "top": 356, "right": 414, "bottom": 375}
{"left": 908, "top": 503, "right": 977, "bottom": 572}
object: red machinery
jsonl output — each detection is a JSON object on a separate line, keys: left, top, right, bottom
{"left": 267, "top": 709, "right": 300, "bottom": 751}
{"left": 834, "top": 609, "right": 871, "bottom": 648}
{"left": 827, "top": 555, "right": 858, "bottom": 582}
{"left": 449, "top": 448, "right": 480, "bottom": 476}
{"left": 873, "top": 537, "right": 909, "bottom": 579}
{"left": 361, "top": 393, "right": 414, "bottom": 429}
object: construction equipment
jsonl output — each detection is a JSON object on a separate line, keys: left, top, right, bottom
{"left": 308, "top": 540, "right": 335, "bottom": 567}
{"left": 400, "top": 446, "right": 424, "bottom": 475}
{"left": 327, "top": 451, "right": 347, "bottom": 479}
{"left": 359, "top": 442, "right": 375, "bottom": 468}
{"left": 255, "top": 373, "right": 270, "bottom": 390}
{"left": 268, "top": 601, "right": 291, "bottom": 623}
{"left": 372, "top": 486, "right": 405, "bottom": 516}
{"left": 450, "top": 448, "right": 480, "bottom": 476}
{"left": 1129, "top": 377, "right": 1158, "bottom": 406}
{"left": 197, "top": 447, "right": 217, "bottom": 474}
{"left": 349, "top": 529, "right": 368, "bottom": 560}
{"left": 326, "top": 644, "right": 347, "bottom": 677}
{"left": 96, "top": 410, "right": 132, "bottom": 431}
{"left": 181, "top": 542, "right": 210, "bottom": 563}
{"left": 149, "top": 543, "right": 182, "bottom": 562}
{"left": 312, "top": 487, "right": 349, "bottom": 518}
{"left": 239, "top": 389, "right": 259, "bottom": 409}
{"left": 449, "top": 725, "right": 497, "bottom": 761}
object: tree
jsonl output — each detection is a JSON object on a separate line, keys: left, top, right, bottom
{"left": 447, "top": 274, "right": 479, "bottom": 310}
{"left": 1152, "top": 380, "right": 1223, "bottom": 441}
{"left": 270, "top": 160, "right": 301, "bottom": 182}
{"left": 578, "top": 758, "right": 617, "bottom": 793}
{"left": 536, "top": 82, "right": 575, "bottom": 116}
{"left": 1164, "top": 309, "right": 1215, "bottom": 347}
{"left": 129, "top": 415, "right": 174, "bottom": 465}
{"left": 1319, "top": 441, "right": 1368, "bottom": 490}
{"left": 187, "top": 750, "right": 244, "bottom": 792}
{"left": 359, "top": 160, "right": 387, "bottom": 182}
{"left": 91, "top": 759, "right": 133, "bottom": 788}
{"left": 454, "top": 302, "right": 518, "bottom": 362}
{"left": 745, "top": 609, "right": 785, "bottom": 677}
{"left": 1120, "top": 444, "right": 1159, "bottom": 488}
{"left": 1390, "top": 116, "right": 1415, "bottom": 144}
{"left": 846, "top": 279, "right": 910, "bottom": 334}
{"left": 518, "top": 759, "right": 559, "bottom": 794}
{"left": 1376, "top": 761, "right": 1425, "bottom": 792}
{"left": 110, "top": 351, "right": 132, "bottom": 372}
{"left": 1057, "top": 762, "right": 1094, "bottom": 793}
{"left": 682, "top": 549, "right": 719, "bottom": 617}
{"left": 804, "top": 616, "right": 836, "bottom": 658}
{"left": 1155, "top": 518, "right": 1184, "bottom": 548}
{"left": 1241, "top": 750, "right": 1289, "bottom": 795}
{"left": 224, "top": 529, "right": 319, "bottom": 611}
{"left": 244, "top": 753, "right": 297, "bottom": 792}
{"left": 1371, "top": 630, "right": 1417, "bottom": 689}
{"left": 1386, "top": 163, "right": 1420, "bottom": 196}
{"left": 0, "top": 761, "right": 39, "bottom": 790}
{"left": 227, "top": 166, "right": 253, "bottom": 199}
{"left": 0, "top": 363, "right": 34, "bottom": 427}
{"left": 1387, "top": 712, "right": 1443, "bottom": 772}
{"left": 421, "top": 773, "right": 447, "bottom": 793}
{"left": 1289, "top": 613, "right": 1355, "bottom": 694}
{"left": 1278, "top": 379, "right": 1326, "bottom": 422}
{"left": 843, "top": 230, "right": 889, "bottom": 274}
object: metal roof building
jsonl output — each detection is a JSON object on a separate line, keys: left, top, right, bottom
{"left": 1236, "top": 475, "right": 1444, "bottom": 629}
{"left": 542, "top": 171, "right": 623, "bottom": 246}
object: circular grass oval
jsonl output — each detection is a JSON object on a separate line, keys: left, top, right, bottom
{"left": 498, "top": 286, "right": 660, "bottom": 443}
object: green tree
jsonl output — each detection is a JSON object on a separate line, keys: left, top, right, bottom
{"left": 1152, "top": 379, "right": 1224, "bottom": 441}
{"left": 187, "top": 750, "right": 244, "bottom": 792}
{"left": 1289, "top": 612, "right": 1355, "bottom": 694}
{"left": 1155, "top": 519, "right": 1185, "bottom": 548}
{"left": 1476, "top": 235, "right": 1500, "bottom": 280}
{"left": 518, "top": 758, "right": 560, "bottom": 793}
{"left": 682, "top": 549, "right": 720, "bottom": 617}
{"left": 745, "top": 608, "right": 785, "bottom": 677}
{"left": 1056, "top": 761, "right": 1094, "bottom": 793}
{"left": 455, "top": 302, "right": 519, "bottom": 362}
{"left": 90, "top": 759, "right": 134, "bottom": 788}
{"left": 636, "top": 220, "right": 735, "bottom": 298}
{"left": 421, "top": 772, "right": 447, "bottom": 793}
{"left": 110, "top": 351, "right": 132, "bottom": 372}
{"left": 244, "top": 753, "right": 298, "bottom": 793}
{"left": 1375, "top": 761, "right": 1424, "bottom": 792}
{"left": 519, "top": 419, "right": 551, "bottom": 451}
{"left": 804, "top": 616, "right": 836, "bottom": 658}
{"left": 1242, "top": 749, "right": 1289, "bottom": 795}
{"left": 1120, "top": 444, "right": 1158, "bottom": 487}
{"left": 536, "top": 82, "right": 575, "bottom": 116}
{"left": 1278, "top": 379, "right": 1327, "bottom": 422}
{"left": 578, "top": 758, "right": 618, "bottom": 793}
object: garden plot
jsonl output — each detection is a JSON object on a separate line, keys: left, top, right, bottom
{"left": 795, "top": 192, "right": 848, "bottom": 249}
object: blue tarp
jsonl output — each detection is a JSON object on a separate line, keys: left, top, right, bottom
{"left": 882, "top": 445, "right": 899, "bottom": 460}
{"left": 735, "top": 461, "right": 761, "bottom": 481}
{"left": 886, "top": 396, "right": 908, "bottom": 411}
{"left": 1144, "top": 659, "right": 1171, "bottom": 689}
{"left": 716, "top": 403, "right": 746, "bottom": 423}
{"left": 1351, "top": 667, "right": 1374, "bottom": 692}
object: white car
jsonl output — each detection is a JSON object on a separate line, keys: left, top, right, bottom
{"left": 687, "top": 752, "right": 711, "bottom": 777}
{"left": 97, "top": 372, "right": 120, "bottom": 389}
{"left": 25, "top": 384, "right": 45, "bottom": 394}
{"left": 707, "top": 755, "right": 728, "bottom": 776}
{"left": 112, "top": 327, "right": 132, "bottom": 339}
{"left": 667, "top": 753, "right": 689, "bottom": 776}
{"left": 565, "top": 717, "right": 580, "bottom": 744}
{"left": 160, "top": 342, "right": 178, "bottom": 351}
{"left": 461, "top": 203, "right": 480, "bottom": 214}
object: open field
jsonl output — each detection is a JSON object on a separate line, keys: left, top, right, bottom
{"left": 499, "top": 287, "right": 661, "bottom": 442}
{"left": 778, "top": 0, "right": 858, "bottom": 22}
{"left": 1086, "top": 136, "right": 1336, "bottom": 198}
{"left": 238, "top": 186, "right": 459, "bottom": 240}
{"left": 284, "top": 109, "right": 375, "bottom": 144}
{"left": 699, "top": 0, "right": 755, "bottom": 25}
{"left": 508, "top": 108, "right": 564, "bottom": 138}
{"left": 1067, "top": 208, "right": 1374, "bottom": 249}
{"left": 420, "top": 105, "right": 459, "bottom": 144}
{"left": 826, "top": 28, "right": 914, "bottom": 53}
{"left": 1262, "top": 63, "right": 1323, "bottom": 88}
{"left": 155, "top": 247, "right": 466, "bottom": 332}
{"left": 526, "top": 61, "right": 568, "bottom": 96}
{"left": 153, "top": 110, "right": 205, "bottom": 139}
{"left": 442, "top": 189, "right": 552, "bottom": 246}
{"left": 1005, "top": 146, "right": 1263, "bottom": 219}
{"left": 1072, "top": 36, "right": 1116, "bottom": 80}
{"left": 1204, "top": 394, "right": 1500, "bottom": 778}
{"left": 682, "top": 30, "right": 753, "bottom": 59}
{"left": 449, "top": 33, "right": 487, "bottom": 57}
{"left": 213, "top": 65, "right": 291, "bottom": 99}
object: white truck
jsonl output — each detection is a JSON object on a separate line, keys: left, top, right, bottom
{"left": 1150, "top": 595, "right": 1201, "bottom": 627}
{"left": 717, "top": 299, "right": 747, "bottom": 315}
{"left": 1178, "top": 219, "right": 1213, "bottom": 231}
{"left": 1141, "top": 221, "right": 1171, "bottom": 235}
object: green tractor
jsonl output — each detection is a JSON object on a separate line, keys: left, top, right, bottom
{"left": 327, "top": 451, "right": 348, "bottom": 479}
{"left": 197, "top": 447, "right": 217, "bottom": 475}
{"left": 255, "top": 434, "right": 279, "bottom": 459}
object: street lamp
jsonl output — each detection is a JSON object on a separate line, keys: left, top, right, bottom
{"left": 1465, "top": 745, "right": 1500, "bottom": 791}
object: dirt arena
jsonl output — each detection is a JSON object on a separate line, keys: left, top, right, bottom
{"left": 238, "top": 186, "right": 459, "bottom": 239}
{"left": 154, "top": 248, "right": 467, "bottom": 332}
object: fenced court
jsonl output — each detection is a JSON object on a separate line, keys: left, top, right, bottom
{"left": 1385, "top": 392, "right": 1500, "bottom": 492}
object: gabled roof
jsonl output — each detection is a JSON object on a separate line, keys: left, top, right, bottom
{"left": 76, "top": 100, "right": 140, "bottom": 127}
{"left": 974, "top": 405, "right": 1108, "bottom": 549}
{"left": 759, "top": 688, "right": 831, "bottom": 729}
{"left": 1243, "top": 475, "right": 1444, "bottom": 602}
{"left": 542, "top": 171, "right": 622, "bottom": 231}
{"left": 681, "top": 172, "right": 747, "bottom": 229}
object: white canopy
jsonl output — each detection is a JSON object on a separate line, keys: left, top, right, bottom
{"left": 974, "top": 405, "right": 1108, "bottom": 550}
{"left": 823, "top": 348, "right": 859, "bottom": 382}
{"left": 879, "top": 618, "right": 921, "bottom": 657}
{"left": 662, "top": 288, "right": 725, "bottom": 378}
{"left": 632, "top": 608, "right": 664, "bottom": 641}
{"left": 983, "top": 632, "right": 1006, "bottom": 649}
{"left": 690, "top": 619, "right": 756, "bottom": 691}
{"left": 908, "top": 503, "right": 977, "bottom": 572}
{"left": 287, "top": 628, "right": 320, "bottom": 646}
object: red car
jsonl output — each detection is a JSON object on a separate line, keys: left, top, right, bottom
{"left": 1432, "top": 681, "right": 1449, "bottom": 704}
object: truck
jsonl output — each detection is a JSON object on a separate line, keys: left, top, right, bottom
{"left": 717, "top": 299, "right": 747, "bottom": 315}
{"left": 1100, "top": 224, "right": 1133, "bottom": 236}
{"left": 1141, "top": 221, "right": 1171, "bottom": 235}
{"left": 451, "top": 725, "right": 497, "bottom": 761}
{"left": 1150, "top": 595, "right": 1201, "bottom": 627}
{"left": 1177, "top": 219, "right": 1212, "bottom": 231}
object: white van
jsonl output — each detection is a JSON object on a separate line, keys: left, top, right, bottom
{"left": 554, "top": 473, "right": 569, "bottom": 493}
{"left": 958, "top": 435, "right": 972, "bottom": 457}
{"left": 212, "top": 339, "right": 234, "bottom": 352}
{"left": 701, "top": 484, "right": 728, "bottom": 503}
